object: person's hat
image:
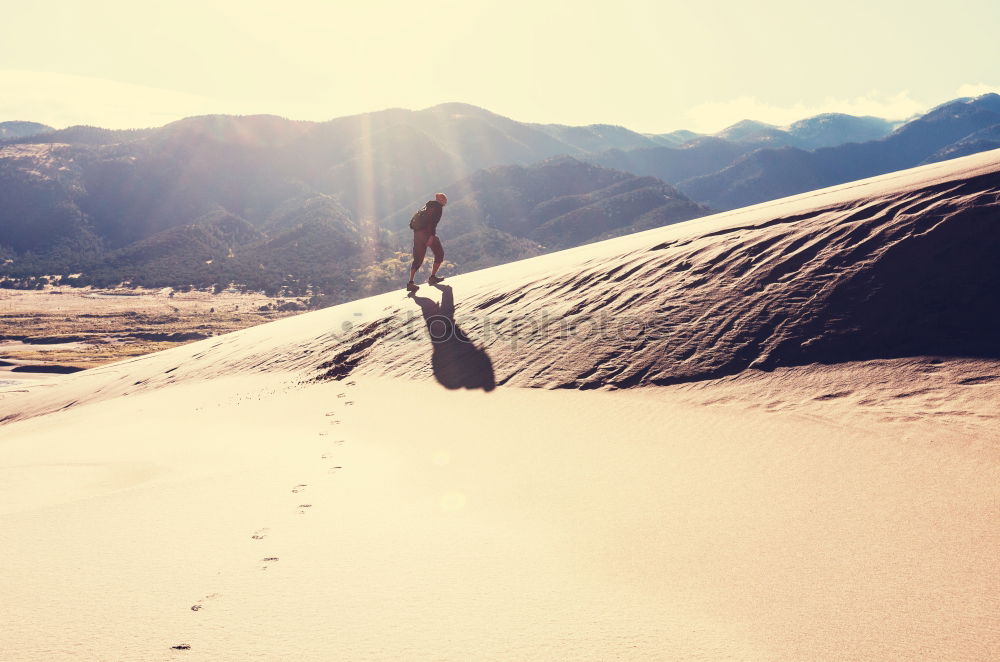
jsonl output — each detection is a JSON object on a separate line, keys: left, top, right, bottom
{"left": 435, "top": 192, "right": 448, "bottom": 205}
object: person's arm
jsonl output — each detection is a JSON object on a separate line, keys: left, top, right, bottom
{"left": 428, "top": 202, "right": 443, "bottom": 235}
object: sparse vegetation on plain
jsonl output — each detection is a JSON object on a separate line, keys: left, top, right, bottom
{"left": 0, "top": 286, "right": 309, "bottom": 371}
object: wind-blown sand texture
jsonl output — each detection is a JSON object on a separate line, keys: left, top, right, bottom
{"left": 1, "top": 149, "right": 998, "bottom": 661}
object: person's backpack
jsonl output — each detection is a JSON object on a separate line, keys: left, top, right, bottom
{"left": 408, "top": 200, "right": 441, "bottom": 231}
{"left": 409, "top": 207, "right": 429, "bottom": 231}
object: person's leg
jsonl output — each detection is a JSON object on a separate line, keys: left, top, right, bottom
{"left": 428, "top": 235, "right": 444, "bottom": 276}
{"left": 409, "top": 230, "right": 429, "bottom": 282}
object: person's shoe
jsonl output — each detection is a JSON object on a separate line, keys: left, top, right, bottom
{"left": 428, "top": 275, "right": 445, "bottom": 285}
{"left": 406, "top": 280, "right": 418, "bottom": 292}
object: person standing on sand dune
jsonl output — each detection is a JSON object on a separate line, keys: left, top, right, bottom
{"left": 406, "top": 192, "right": 448, "bottom": 292}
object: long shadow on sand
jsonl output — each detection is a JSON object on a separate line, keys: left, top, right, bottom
{"left": 409, "top": 285, "right": 495, "bottom": 392}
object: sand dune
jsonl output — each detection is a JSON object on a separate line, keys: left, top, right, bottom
{"left": 1, "top": 149, "right": 998, "bottom": 660}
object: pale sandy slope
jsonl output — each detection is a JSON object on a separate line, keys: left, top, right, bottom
{"left": 1, "top": 150, "right": 999, "bottom": 661}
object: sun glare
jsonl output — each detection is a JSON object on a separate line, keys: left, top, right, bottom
{"left": 1, "top": 1, "right": 998, "bottom": 132}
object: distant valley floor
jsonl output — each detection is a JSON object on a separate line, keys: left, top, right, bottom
{"left": 0, "top": 287, "right": 309, "bottom": 379}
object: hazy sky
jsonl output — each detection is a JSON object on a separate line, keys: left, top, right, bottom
{"left": 2, "top": 0, "right": 998, "bottom": 133}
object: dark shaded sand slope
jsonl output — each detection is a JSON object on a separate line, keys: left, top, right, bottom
{"left": 383, "top": 156, "right": 999, "bottom": 386}
{"left": 327, "top": 149, "right": 1000, "bottom": 387}
{"left": 2, "top": 148, "right": 999, "bottom": 422}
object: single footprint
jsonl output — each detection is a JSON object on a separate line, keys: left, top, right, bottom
{"left": 337, "top": 393, "right": 346, "bottom": 398}
{"left": 261, "top": 556, "right": 279, "bottom": 570}
{"left": 319, "top": 431, "right": 329, "bottom": 436}
{"left": 298, "top": 504, "right": 312, "bottom": 514}
{"left": 171, "top": 644, "right": 191, "bottom": 650}
{"left": 251, "top": 528, "right": 269, "bottom": 540}
{"left": 292, "top": 484, "right": 307, "bottom": 493}
{"left": 347, "top": 381, "right": 356, "bottom": 386}
{"left": 325, "top": 412, "right": 337, "bottom": 417}
{"left": 328, "top": 466, "right": 342, "bottom": 474}
{"left": 191, "top": 593, "right": 221, "bottom": 611}
{"left": 344, "top": 401, "right": 354, "bottom": 406}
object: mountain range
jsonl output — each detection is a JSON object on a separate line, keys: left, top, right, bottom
{"left": 2, "top": 94, "right": 998, "bottom": 301}
{"left": 680, "top": 95, "right": 1000, "bottom": 209}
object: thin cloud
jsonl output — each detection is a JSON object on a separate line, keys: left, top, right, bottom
{"left": 684, "top": 91, "right": 929, "bottom": 134}
{"left": 0, "top": 70, "right": 240, "bottom": 129}
{"left": 5, "top": 70, "right": 996, "bottom": 136}
{"left": 955, "top": 82, "right": 1000, "bottom": 98}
